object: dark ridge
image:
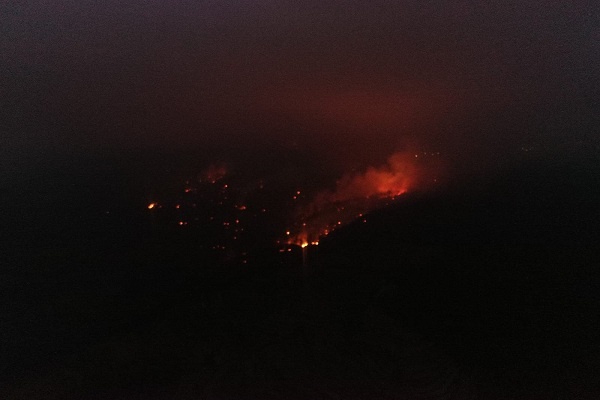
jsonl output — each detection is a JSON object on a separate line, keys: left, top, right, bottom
{"left": 2, "top": 153, "right": 600, "bottom": 399}
{"left": 316, "top": 154, "right": 600, "bottom": 395}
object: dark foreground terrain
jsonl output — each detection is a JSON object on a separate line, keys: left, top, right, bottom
{"left": 2, "top": 154, "right": 600, "bottom": 399}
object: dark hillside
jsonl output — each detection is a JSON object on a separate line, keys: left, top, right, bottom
{"left": 2, "top": 154, "right": 600, "bottom": 399}
{"left": 317, "top": 155, "right": 600, "bottom": 397}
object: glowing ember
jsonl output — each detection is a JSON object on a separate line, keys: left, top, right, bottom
{"left": 283, "top": 151, "right": 429, "bottom": 247}
{"left": 143, "top": 150, "right": 440, "bottom": 264}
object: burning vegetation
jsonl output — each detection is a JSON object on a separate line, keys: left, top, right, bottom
{"left": 284, "top": 152, "right": 422, "bottom": 247}
{"left": 146, "top": 152, "right": 441, "bottom": 263}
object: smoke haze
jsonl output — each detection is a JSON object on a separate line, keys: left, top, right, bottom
{"left": 1, "top": 0, "right": 598, "bottom": 183}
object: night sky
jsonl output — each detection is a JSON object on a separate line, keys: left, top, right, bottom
{"left": 2, "top": 0, "right": 598, "bottom": 178}
{"left": 2, "top": 2, "right": 600, "bottom": 399}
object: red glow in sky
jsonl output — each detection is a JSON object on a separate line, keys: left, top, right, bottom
{"left": 1, "top": 0, "right": 596, "bottom": 182}
{"left": 285, "top": 150, "right": 437, "bottom": 246}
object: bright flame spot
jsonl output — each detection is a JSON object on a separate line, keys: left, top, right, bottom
{"left": 301, "top": 242, "right": 308, "bottom": 248}
{"left": 147, "top": 203, "right": 156, "bottom": 209}
{"left": 283, "top": 151, "right": 423, "bottom": 246}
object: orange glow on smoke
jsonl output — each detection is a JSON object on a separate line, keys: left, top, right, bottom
{"left": 200, "top": 164, "right": 228, "bottom": 184}
{"left": 326, "top": 152, "right": 416, "bottom": 203}
{"left": 285, "top": 151, "right": 424, "bottom": 247}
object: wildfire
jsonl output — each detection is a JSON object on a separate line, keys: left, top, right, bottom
{"left": 143, "top": 150, "right": 440, "bottom": 264}
{"left": 284, "top": 151, "right": 422, "bottom": 247}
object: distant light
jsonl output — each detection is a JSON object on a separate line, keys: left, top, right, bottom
{"left": 286, "top": 231, "right": 290, "bottom": 235}
{"left": 147, "top": 203, "right": 157, "bottom": 209}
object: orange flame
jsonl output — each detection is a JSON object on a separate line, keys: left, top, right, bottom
{"left": 286, "top": 151, "right": 423, "bottom": 246}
